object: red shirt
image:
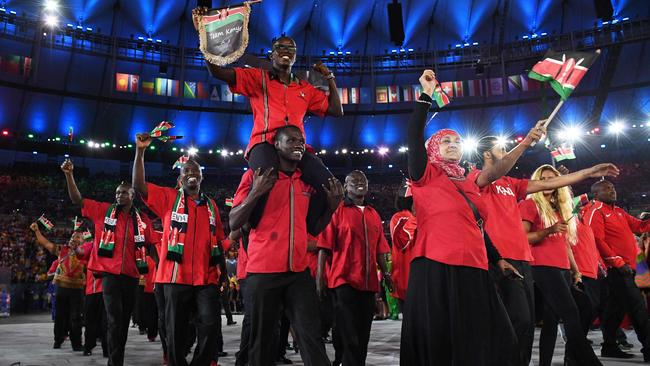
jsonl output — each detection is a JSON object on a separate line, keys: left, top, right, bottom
{"left": 145, "top": 183, "right": 225, "bottom": 286}
{"left": 573, "top": 220, "right": 600, "bottom": 279}
{"left": 410, "top": 163, "right": 489, "bottom": 270}
{"left": 468, "top": 171, "right": 533, "bottom": 262}
{"left": 229, "top": 67, "right": 329, "bottom": 156}
{"left": 82, "top": 198, "right": 155, "bottom": 279}
{"left": 236, "top": 246, "right": 248, "bottom": 281}
{"left": 318, "top": 202, "right": 390, "bottom": 292}
{"left": 519, "top": 199, "right": 570, "bottom": 269}
{"left": 78, "top": 242, "right": 102, "bottom": 295}
{"left": 389, "top": 210, "right": 417, "bottom": 300}
{"left": 584, "top": 200, "right": 650, "bottom": 270}
{"left": 233, "top": 169, "right": 315, "bottom": 273}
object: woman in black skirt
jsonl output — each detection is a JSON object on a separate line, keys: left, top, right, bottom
{"left": 400, "top": 70, "right": 518, "bottom": 365}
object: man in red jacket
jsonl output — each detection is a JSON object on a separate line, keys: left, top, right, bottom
{"left": 317, "top": 170, "right": 394, "bottom": 366}
{"left": 585, "top": 179, "right": 650, "bottom": 360}
{"left": 62, "top": 160, "right": 156, "bottom": 366}
{"left": 133, "top": 134, "right": 226, "bottom": 366}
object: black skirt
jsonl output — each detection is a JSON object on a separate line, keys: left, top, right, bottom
{"left": 400, "top": 257, "right": 518, "bottom": 366}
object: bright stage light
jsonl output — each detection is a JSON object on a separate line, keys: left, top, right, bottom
{"left": 44, "top": 14, "right": 58, "bottom": 27}
{"left": 398, "top": 146, "right": 408, "bottom": 153}
{"left": 220, "top": 149, "right": 229, "bottom": 157}
{"left": 44, "top": 0, "right": 59, "bottom": 12}
{"left": 561, "top": 126, "right": 583, "bottom": 142}
{"left": 378, "top": 147, "right": 389, "bottom": 155}
{"left": 463, "top": 137, "right": 478, "bottom": 152}
{"left": 495, "top": 136, "right": 509, "bottom": 148}
{"left": 608, "top": 121, "right": 626, "bottom": 135}
{"left": 187, "top": 147, "right": 198, "bottom": 156}
{"left": 341, "top": 149, "right": 348, "bottom": 155}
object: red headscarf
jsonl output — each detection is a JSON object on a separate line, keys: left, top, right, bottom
{"left": 425, "top": 129, "right": 466, "bottom": 179}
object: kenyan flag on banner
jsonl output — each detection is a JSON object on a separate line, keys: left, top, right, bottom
{"left": 528, "top": 49, "right": 601, "bottom": 100}
{"left": 196, "top": 3, "right": 252, "bottom": 66}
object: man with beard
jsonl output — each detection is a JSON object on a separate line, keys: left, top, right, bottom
{"left": 229, "top": 125, "right": 343, "bottom": 366}
{"left": 62, "top": 160, "right": 156, "bottom": 366}
{"left": 584, "top": 180, "right": 650, "bottom": 360}
{"left": 132, "top": 134, "right": 225, "bottom": 366}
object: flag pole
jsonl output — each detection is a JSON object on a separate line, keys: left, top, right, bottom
{"left": 531, "top": 99, "right": 565, "bottom": 147}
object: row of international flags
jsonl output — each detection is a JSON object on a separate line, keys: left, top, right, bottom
{"left": 115, "top": 72, "right": 549, "bottom": 104}
{"left": 0, "top": 54, "right": 32, "bottom": 76}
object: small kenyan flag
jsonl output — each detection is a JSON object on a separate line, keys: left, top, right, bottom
{"left": 72, "top": 216, "right": 82, "bottom": 230}
{"left": 528, "top": 49, "right": 600, "bottom": 101}
{"left": 550, "top": 145, "right": 576, "bottom": 162}
{"left": 225, "top": 198, "right": 234, "bottom": 207}
{"left": 432, "top": 84, "right": 451, "bottom": 108}
{"left": 83, "top": 230, "right": 93, "bottom": 240}
{"left": 172, "top": 155, "right": 189, "bottom": 170}
{"left": 37, "top": 214, "right": 54, "bottom": 231}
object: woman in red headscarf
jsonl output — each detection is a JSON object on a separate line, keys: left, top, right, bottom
{"left": 399, "top": 70, "right": 518, "bottom": 365}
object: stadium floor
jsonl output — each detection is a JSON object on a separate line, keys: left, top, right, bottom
{"left": 0, "top": 313, "right": 646, "bottom": 365}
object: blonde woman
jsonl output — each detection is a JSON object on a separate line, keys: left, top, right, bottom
{"left": 519, "top": 165, "right": 601, "bottom": 365}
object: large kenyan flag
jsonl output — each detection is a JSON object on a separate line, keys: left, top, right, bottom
{"left": 528, "top": 49, "right": 600, "bottom": 100}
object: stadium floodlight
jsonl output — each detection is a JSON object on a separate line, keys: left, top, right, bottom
{"left": 462, "top": 137, "right": 479, "bottom": 152}
{"left": 44, "top": 14, "right": 58, "bottom": 27}
{"left": 495, "top": 136, "right": 509, "bottom": 148}
{"left": 220, "top": 149, "right": 229, "bottom": 157}
{"left": 561, "top": 126, "right": 583, "bottom": 142}
{"left": 187, "top": 147, "right": 198, "bottom": 156}
{"left": 608, "top": 121, "right": 626, "bottom": 135}
{"left": 378, "top": 147, "right": 389, "bottom": 155}
{"left": 44, "top": 0, "right": 58, "bottom": 12}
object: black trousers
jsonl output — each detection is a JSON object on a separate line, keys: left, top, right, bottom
{"left": 221, "top": 285, "right": 234, "bottom": 323}
{"left": 163, "top": 284, "right": 221, "bottom": 366}
{"left": 247, "top": 270, "right": 329, "bottom": 366}
{"left": 236, "top": 279, "right": 252, "bottom": 366}
{"left": 133, "top": 285, "right": 145, "bottom": 329}
{"left": 332, "top": 285, "right": 376, "bottom": 366}
{"left": 490, "top": 259, "right": 535, "bottom": 366}
{"left": 532, "top": 266, "right": 601, "bottom": 366}
{"left": 54, "top": 286, "right": 83, "bottom": 348}
{"left": 154, "top": 285, "right": 168, "bottom": 356}
{"left": 276, "top": 312, "right": 291, "bottom": 359}
{"left": 84, "top": 292, "right": 107, "bottom": 354}
{"left": 102, "top": 274, "right": 138, "bottom": 366}
{"left": 140, "top": 292, "right": 158, "bottom": 339}
{"left": 400, "top": 258, "right": 517, "bottom": 366}
{"left": 248, "top": 142, "right": 334, "bottom": 236}
{"left": 602, "top": 268, "right": 650, "bottom": 352}
{"left": 319, "top": 289, "right": 334, "bottom": 339}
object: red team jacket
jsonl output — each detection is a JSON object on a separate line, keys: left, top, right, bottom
{"left": 389, "top": 210, "right": 417, "bottom": 300}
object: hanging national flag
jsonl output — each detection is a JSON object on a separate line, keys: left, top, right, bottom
{"left": 528, "top": 49, "right": 601, "bottom": 100}
{"left": 487, "top": 78, "right": 504, "bottom": 96}
{"left": 116, "top": 73, "right": 129, "bottom": 92}
{"left": 375, "top": 86, "right": 388, "bottom": 103}
{"left": 508, "top": 75, "right": 522, "bottom": 93}
{"left": 388, "top": 85, "right": 400, "bottom": 102}
{"left": 432, "top": 84, "right": 451, "bottom": 108}
{"left": 172, "top": 155, "right": 189, "bottom": 170}
{"left": 453, "top": 81, "right": 464, "bottom": 97}
{"left": 467, "top": 79, "right": 484, "bottom": 97}
{"left": 141, "top": 81, "right": 154, "bottom": 95}
{"left": 225, "top": 198, "right": 234, "bottom": 207}
{"left": 221, "top": 85, "right": 233, "bottom": 101}
{"left": 155, "top": 78, "right": 168, "bottom": 96}
{"left": 349, "top": 87, "right": 360, "bottom": 104}
{"left": 169, "top": 79, "right": 180, "bottom": 97}
{"left": 359, "top": 88, "right": 372, "bottom": 104}
{"left": 550, "top": 145, "right": 576, "bottom": 162}
{"left": 210, "top": 85, "right": 220, "bottom": 101}
{"left": 401, "top": 85, "right": 414, "bottom": 102}
{"left": 196, "top": 82, "right": 209, "bottom": 99}
{"left": 184, "top": 81, "right": 197, "bottom": 99}
{"left": 68, "top": 127, "right": 74, "bottom": 142}
{"left": 440, "top": 82, "right": 454, "bottom": 99}
{"left": 412, "top": 84, "right": 423, "bottom": 100}
{"left": 37, "top": 214, "right": 54, "bottom": 231}
{"left": 337, "top": 88, "right": 349, "bottom": 104}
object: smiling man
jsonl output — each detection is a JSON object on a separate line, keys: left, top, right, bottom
{"left": 133, "top": 133, "right": 226, "bottom": 366}
{"left": 229, "top": 125, "right": 344, "bottom": 366}
{"left": 316, "top": 170, "right": 393, "bottom": 366}
{"left": 194, "top": 14, "right": 344, "bottom": 236}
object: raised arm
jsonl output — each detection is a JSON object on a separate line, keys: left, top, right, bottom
{"left": 228, "top": 168, "right": 276, "bottom": 232}
{"left": 29, "top": 222, "right": 57, "bottom": 255}
{"left": 133, "top": 133, "right": 153, "bottom": 198}
{"left": 527, "top": 163, "right": 619, "bottom": 194}
{"left": 407, "top": 70, "right": 436, "bottom": 181}
{"left": 313, "top": 62, "right": 343, "bottom": 117}
{"left": 475, "top": 121, "right": 546, "bottom": 188}
{"left": 61, "top": 159, "right": 83, "bottom": 205}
